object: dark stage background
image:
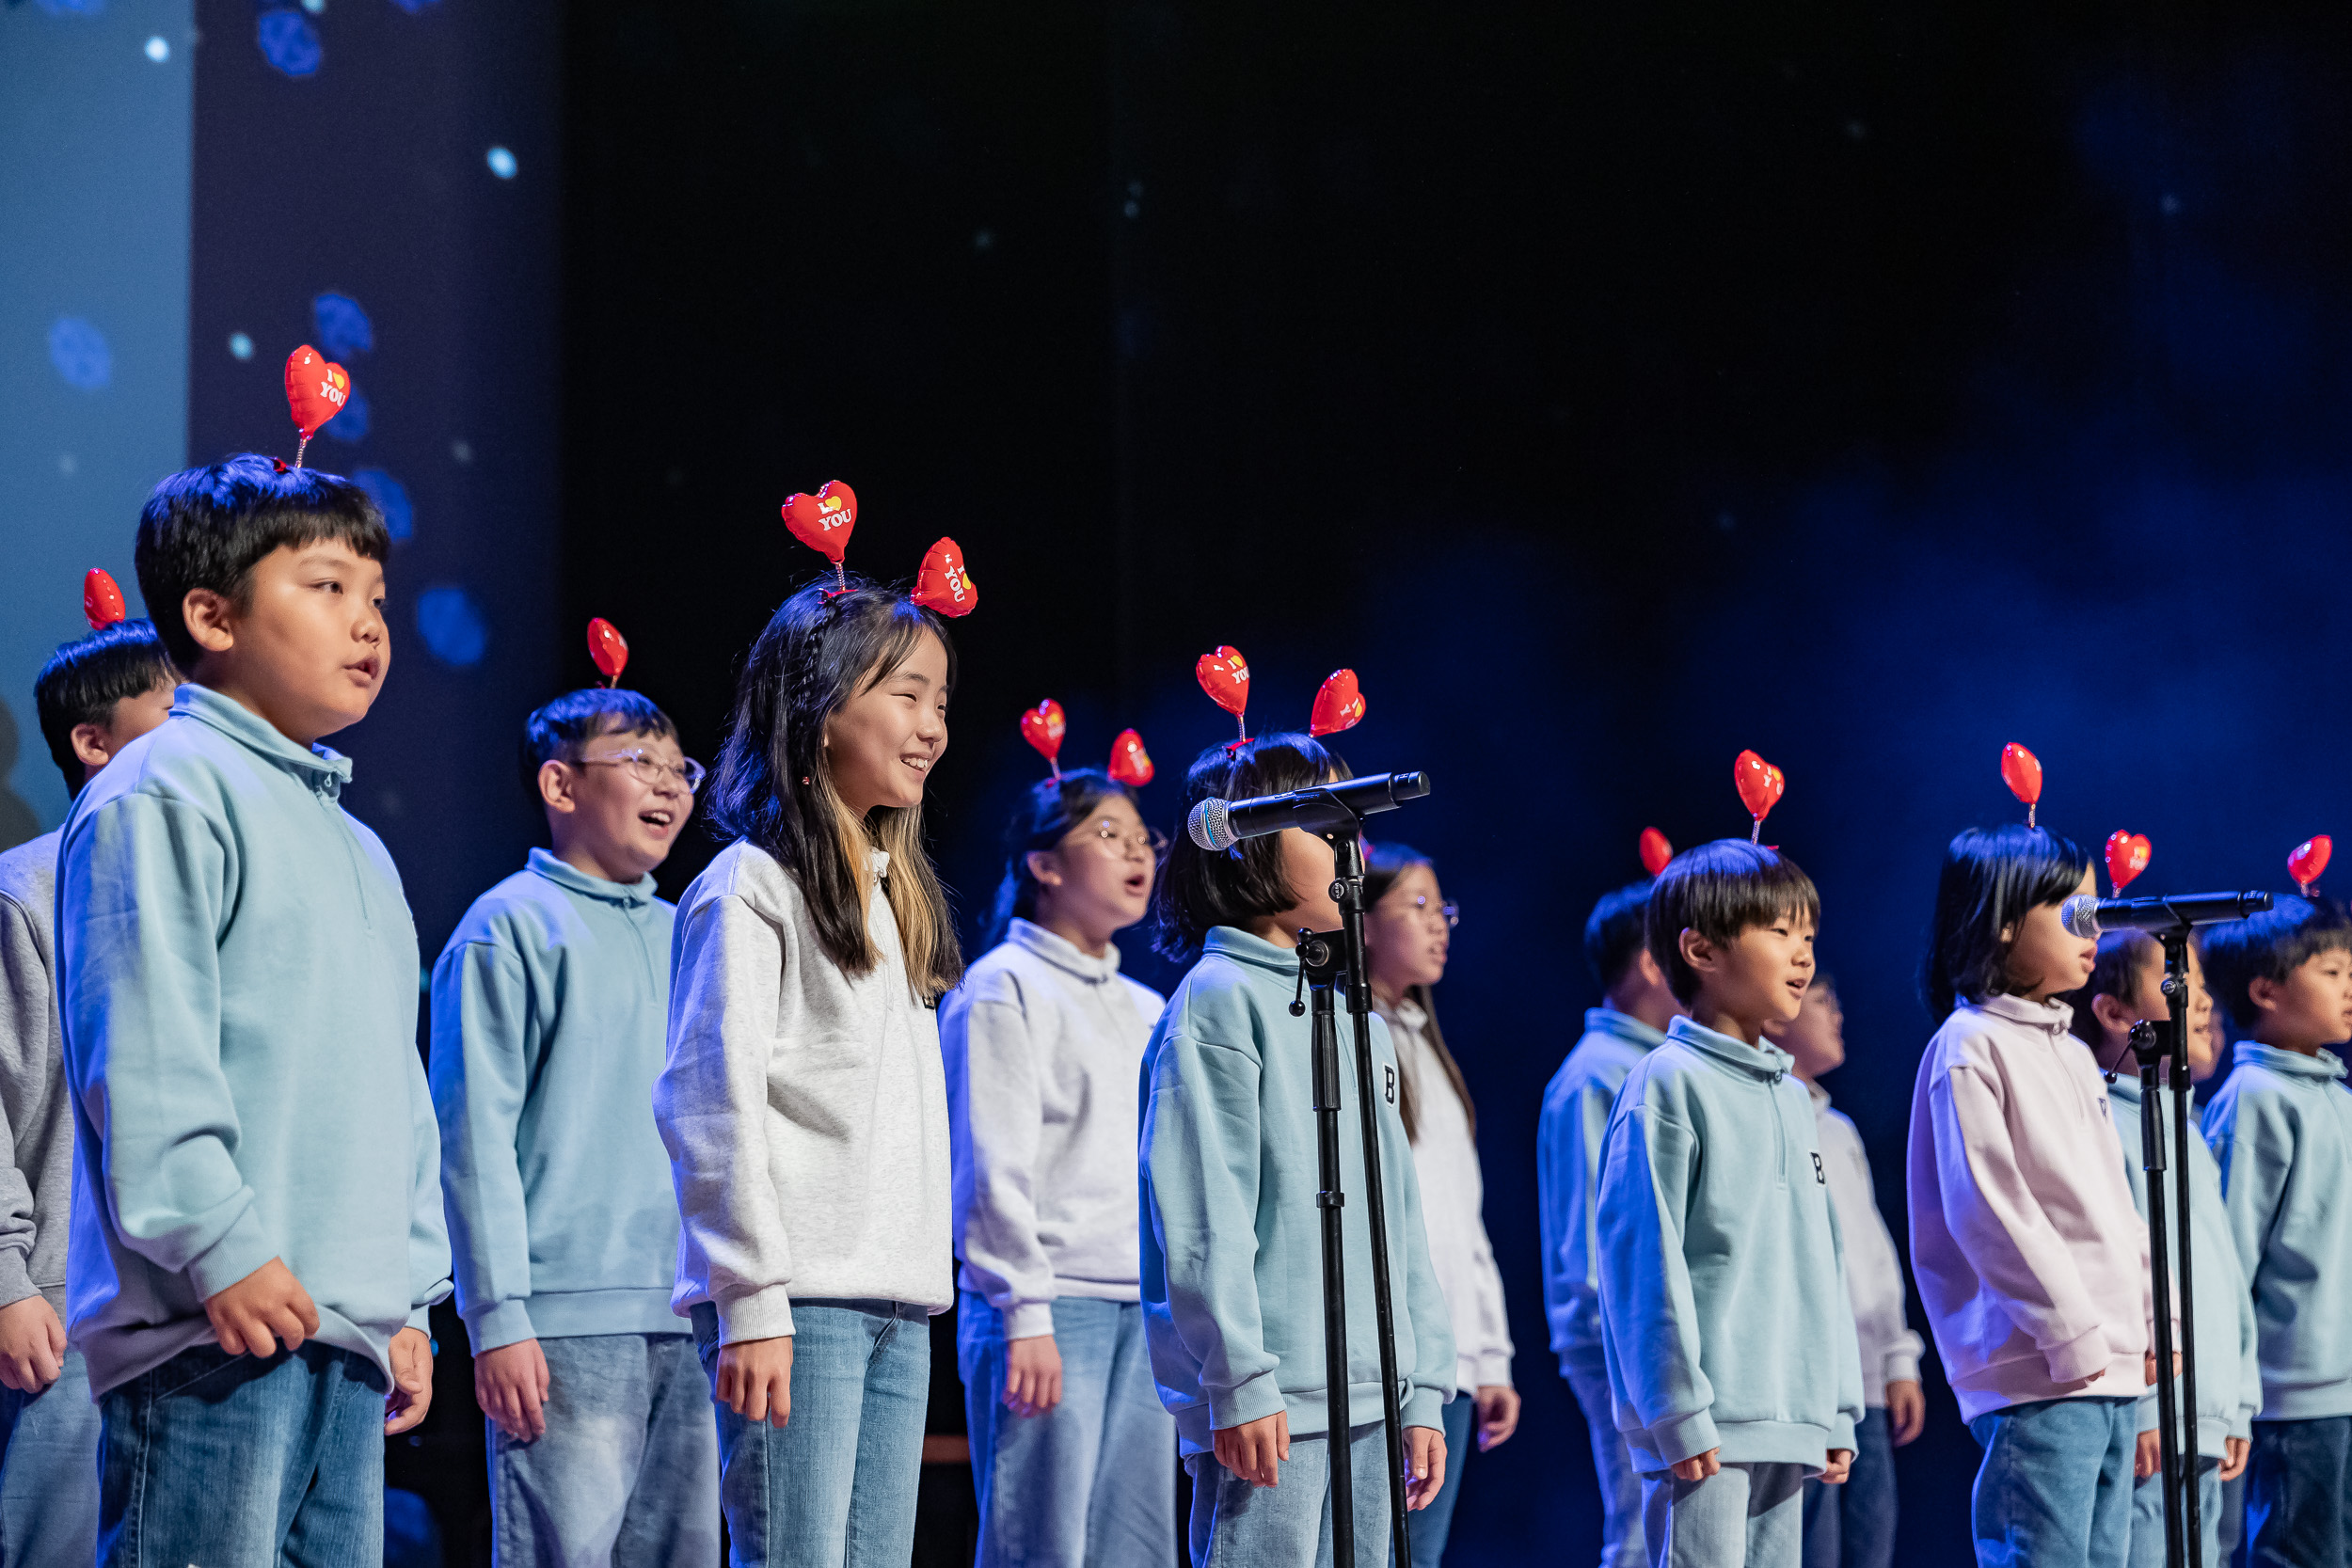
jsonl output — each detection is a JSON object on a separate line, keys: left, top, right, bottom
{"left": 14, "top": 0, "right": 2352, "bottom": 1561}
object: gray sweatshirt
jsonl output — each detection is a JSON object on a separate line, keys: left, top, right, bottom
{"left": 940, "top": 919, "right": 1164, "bottom": 1338}
{"left": 655, "top": 841, "right": 953, "bottom": 1343}
{"left": 0, "top": 832, "right": 71, "bottom": 1317}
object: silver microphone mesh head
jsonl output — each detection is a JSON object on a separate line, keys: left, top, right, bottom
{"left": 1187, "top": 798, "right": 1232, "bottom": 852}
{"left": 2060, "top": 895, "right": 2103, "bottom": 941}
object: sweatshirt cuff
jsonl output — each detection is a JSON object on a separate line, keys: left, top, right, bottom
{"left": 185, "top": 1206, "right": 277, "bottom": 1301}
{"left": 1650, "top": 1407, "right": 1722, "bottom": 1467}
{"left": 1005, "top": 1301, "right": 1057, "bottom": 1341}
{"left": 1827, "top": 1412, "right": 1857, "bottom": 1456}
{"left": 2233, "top": 1405, "right": 2257, "bottom": 1441}
{"left": 1473, "top": 1351, "right": 1515, "bottom": 1389}
{"left": 2043, "top": 1325, "right": 2112, "bottom": 1386}
{"left": 406, "top": 1305, "right": 434, "bottom": 1336}
{"left": 1404, "top": 1383, "right": 1448, "bottom": 1431}
{"left": 0, "top": 1250, "right": 37, "bottom": 1310}
{"left": 1209, "top": 1370, "right": 1288, "bottom": 1433}
{"left": 465, "top": 1298, "right": 538, "bottom": 1352}
{"left": 1882, "top": 1350, "right": 1921, "bottom": 1389}
{"left": 716, "top": 1285, "right": 796, "bottom": 1345}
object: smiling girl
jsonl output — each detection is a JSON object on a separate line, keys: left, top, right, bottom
{"left": 655, "top": 581, "right": 961, "bottom": 1567}
{"left": 941, "top": 770, "right": 1176, "bottom": 1566}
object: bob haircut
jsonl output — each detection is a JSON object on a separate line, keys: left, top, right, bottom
{"left": 2198, "top": 895, "right": 2352, "bottom": 1030}
{"left": 518, "top": 688, "right": 679, "bottom": 804}
{"left": 983, "top": 768, "right": 1145, "bottom": 950}
{"left": 1645, "top": 838, "right": 1820, "bottom": 1005}
{"left": 702, "top": 578, "right": 962, "bottom": 999}
{"left": 1921, "top": 823, "right": 2092, "bottom": 1020}
{"left": 1583, "top": 879, "right": 1655, "bottom": 993}
{"left": 135, "top": 455, "right": 389, "bottom": 674}
{"left": 1363, "top": 840, "right": 1476, "bottom": 1141}
{"left": 2060, "top": 928, "right": 2162, "bottom": 1053}
{"left": 33, "top": 619, "right": 178, "bottom": 797}
{"left": 1151, "top": 732, "right": 1351, "bottom": 963}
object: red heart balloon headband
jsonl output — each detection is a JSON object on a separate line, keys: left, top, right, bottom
{"left": 1639, "top": 827, "right": 1674, "bottom": 877}
{"left": 2291, "top": 835, "right": 2332, "bottom": 897}
{"left": 783, "top": 480, "right": 977, "bottom": 617}
{"left": 587, "top": 617, "right": 629, "bottom": 687}
{"left": 1193, "top": 649, "right": 1371, "bottom": 750}
{"left": 283, "top": 345, "right": 350, "bottom": 469}
{"left": 1019, "top": 701, "right": 1157, "bottom": 786}
{"left": 2105, "top": 830, "right": 2152, "bottom": 895}
{"left": 1734, "top": 749, "right": 1787, "bottom": 843}
{"left": 84, "top": 568, "right": 128, "bottom": 632}
{"left": 2000, "top": 742, "right": 2043, "bottom": 827}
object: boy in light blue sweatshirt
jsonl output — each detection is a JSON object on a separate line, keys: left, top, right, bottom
{"left": 56, "top": 457, "right": 451, "bottom": 1563}
{"left": 430, "top": 687, "right": 716, "bottom": 1567}
{"left": 1597, "top": 840, "right": 1861, "bottom": 1568}
{"left": 2197, "top": 896, "right": 2352, "bottom": 1567}
{"left": 1538, "top": 879, "right": 1685, "bottom": 1568}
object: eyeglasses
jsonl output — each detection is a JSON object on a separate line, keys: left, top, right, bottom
{"left": 1401, "top": 894, "right": 1459, "bottom": 929}
{"left": 576, "top": 748, "right": 707, "bottom": 794}
{"left": 1079, "top": 818, "right": 1168, "bottom": 857}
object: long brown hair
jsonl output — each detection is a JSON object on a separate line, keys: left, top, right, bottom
{"left": 1364, "top": 842, "right": 1474, "bottom": 1141}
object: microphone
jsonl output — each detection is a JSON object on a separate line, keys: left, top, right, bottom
{"left": 2060, "top": 891, "right": 2274, "bottom": 940}
{"left": 1186, "top": 770, "right": 1431, "bottom": 852}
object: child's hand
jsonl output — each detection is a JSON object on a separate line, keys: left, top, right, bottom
{"left": 1213, "top": 1410, "right": 1290, "bottom": 1488}
{"left": 2220, "top": 1436, "right": 2249, "bottom": 1481}
{"left": 1669, "top": 1448, "right": 1722, "bottom": 1482}
{"left": 716, "top": 1336, "right": 794, "bottom": 1429}
{"left": 0, "top": 1296, "right": 66, "bottom": 1393}
{"left": 1885, "top": 1380, "right": 1927, "bottom": 1447}
{"left": 1473, "top": 1385, "right": 1520, "bottom": 1451}
{"left": 1820, "top": 1449, "right": 1853, "bottom": 1485}
{"left": 475, "top": 1338, "right": 551, "bottom": 1441}
{"left": 1003, "top": 1334, "right": 1063, "bottom": 1418}
{"left": 2135, "top": 1428, "right": 2162, "bottom": 1481}
{"left": 1403, "top": 1423, "right": 1449, "bottom": 1510}
{"left": 203, "top": 1258, "right": 319, "bottom": 1356}
{"left": 384, "top": 1325, "right": 434, "bottom": 1434}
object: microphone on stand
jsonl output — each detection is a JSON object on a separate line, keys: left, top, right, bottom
{"left": 1186, "top": 771, "right": 1431, "bottom": 852}
{"left": 2060, "top": 891, "right": 2273, "bottom": 939}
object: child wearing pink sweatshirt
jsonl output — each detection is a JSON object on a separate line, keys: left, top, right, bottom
{"left": 1908, "top": 825, "right": 2154, "bottom": 1568}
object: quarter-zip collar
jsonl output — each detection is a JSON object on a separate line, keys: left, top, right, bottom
{"left": 1666, "top": 1015, "right": 1796, "bottom": 1083}
{"left": 1586, "top": 1006, "right": 1668, "bottom": 1051}
{"left": 1974, "top": 990, "right": 2078, "bottom": 1037}
{"left": 1009, "top": 916, "right": 1124, "bottom": 985}
{"left": 172, "top": 684, "right": 352, "bottom": 800}
{"left": 526, "top": 847, "right": 656, "bottom": 909}
{"left": 2234, "top": 1040, "right": 2349, "bottom": 1083}
{"left": 1203, "top": 924, "right": 1300, "bottom": 980}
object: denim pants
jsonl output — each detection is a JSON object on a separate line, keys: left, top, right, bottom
{"left": 1801, "top": 1407, "right": 1896, "bottom": 1568}
{"left": 1404, "top": 1395, "right": 1474, "bottom": 1568}
{"left": 1965, "top": 1396, "right": 2137, "bottom": 1568}
{"left": 2246, "top": 1416, "right": 2352, "bottom": 1568}
{"left": 1184, "top": 1419, "right": 1391, "bottom": 1567}
{"left": 97, "top": 1339, "right": 388, "bottom": 1567}
{"left": 2128, "top": 1450, "right": 2221, "bottom": 1568}
{"left": 0, "top": 1345, "right": 100, "bottom": 1568}
{"left": 490, "top": 1333, "right": 719, "bottom": 1567}
{"left": 1641, "top": 1461, "right": 1808, "bottom": 1568}
{"left": 691, "top": 1299, "right": 929, "bottom": 1568}
{"left": 957, "top": 1292, "right": 1175, "bottom": 1567}
{"left": 1565, "top": 1349, "right": 1648, "bottom": 1568}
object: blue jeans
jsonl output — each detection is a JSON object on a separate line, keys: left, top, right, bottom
{"left": 1565, "top": 1349, "right": 1647, "bottom": 1568}
{"left": 2129, "top": 1451, "right": 2221, "bottom": 1568}
{"left": 1184, "top": 1419, "right": 1391, "bottom": 1567}
{"left": 0, "top": 1345, "right": 99, "bottom": 1568}
{"left": 691, "top": 1299, "right": 930, "bottom": 1568}
{"left": 1965, "top": 1396, "right": 2137, "bottom": 1568}
{"left": 97, "top": 1340, "right": 387, "bottom": 1567}
{"left": 2216, "top": 1471, "right": 2244, "bottom": 1564}
{"left": 1802, "top": 1407, "right": 1896, "bottom": 1568}
{"left": 957, "top": 1292, "right": 1174, "bottom": 1567}
{"left": 490, "top": 1333, "right": 719, "bottom": 1567}
{"left": 1641, "top": 1461, "right": 1807, "bottom": 1568}
{"left": 2246, "top": 1416, "right": 2352, "bottom": 1568}
{"left": 1405, "top": 1395, "right": 1473, "bottom": 1568}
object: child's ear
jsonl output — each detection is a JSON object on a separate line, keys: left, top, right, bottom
{"left": 538, "top": 759, "right": 578, "bottom": 815}
{"left": 2090, "top": 991, "right": 2138, "bottom": 1037}
{"left": 1025, "top": 849, "right": 1062, "bottom": 891}
{"left": 1633, "top": 946, "right": 1670, "bottom": 994}
{"left": 2247, "top": 974, "right": 2281, "bottom": 1016}
{"left": 1677, "top": 927, "right": 1716, "bottom": 975}
{"left": 180, "top": 589, "right": 237, "bottom": 656}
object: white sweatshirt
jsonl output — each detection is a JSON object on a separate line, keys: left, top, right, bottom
{"left": 655, "top": 842, "right": 953, "bottom": 1343}
{"left": 1907, "top": 993, "right": 2153, "bottom": 1422}
{"left": 1809, "top": 1082, "right": 1924, "bottom": 1408}
{"left": 1385, "top": 997, "right": 1515, "bottom": 1393}
{"left": 939, "top": 919, "right": 1164, "bottom": 1339}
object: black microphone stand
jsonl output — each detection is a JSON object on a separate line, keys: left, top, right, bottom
{"left": 2159, "top": 925, "right": 2204, "bottom": 1568}
{"left": 2126, "top": 1015, "right": 2191, "bottom": 1568}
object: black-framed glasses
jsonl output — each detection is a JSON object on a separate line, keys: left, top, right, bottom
{"left": 576, "top": 748, "right": 706, "bottom": 794}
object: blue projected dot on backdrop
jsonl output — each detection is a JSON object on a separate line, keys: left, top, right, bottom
{"left": 415, "top": 587, "right": 487, "bottom": 668}
{"left": 320, "top": 385, "right": 370, "bottom": 443}
{"left": 228, "top": 332, "right": 254, "bottom": 360}
{"left": 144, "top": 35, "right": 169, "bottom": 61}
{"left": 311, "top": 293, "right": 372, "bottom": 357}
{"left": 351, "top": 469, "right": 413, "bottom": 542}
{"left": 47, "top": 318, "right": 112, "bottom": 391}
{"left": 485, "top": 146, "right": 517, "bottom": 179}
{"left": 256, "top": 10, "right": 321, "bottom": 77}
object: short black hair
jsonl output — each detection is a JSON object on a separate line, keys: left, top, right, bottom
{"left": 2198, "top": 895, "right": 2352, "bottom": 1030}
{"left": 1922, "top": 823, "right": 2092, "bottom": 1019}
{"left": 520, "top": 688, "right": 678, "bottom": 804}
{"left": 33, "top": 619, "right": 178, "bottom": 797}
{"left": 135, "top": 454, "right": 389, "bottom": 673}
{"left": 1583, "top": 880, "right": 1655, "bottom": 993}
{"left": 1645, "top": 839, "right": 1820, "bottom": 1005}
{"left": 1151, "top": 732, "right": 1352, "bottom": 963}
{"left": 985, "top": 768, "right": 1144, "bottom": 950}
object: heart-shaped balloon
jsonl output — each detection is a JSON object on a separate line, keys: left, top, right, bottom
{"left": 1021, "top": 699, "right": 1066, "bottom": 773}
{"left": 284, "top": 344, "right": 350, "bottom": 445}
{"left": 1309, "top": 669, "right": 1366, "bottom": 737}
{"left": 2291, "top": 834, "right": 2333, "bottom": 895}
{"left": 2001, "top": 742, "right": 2042, "bottom": 825}
{"left": 911, "top": 536, "right": 977, "bottom": 617}
{"left": 587, "top": 616, "right": 629, "bottom": 686}
{"left": 2105, "top": 830, "right": 2152, "bottom": 895}
{"left": 1109, "top": 728, "right": 1154, "bottom": 787}
{"left": 1734, "top": 750, "right": 1787, "bottom": 838}
{"left": 1196, "top": 645, "right": 1249, "bottom": 730}
{"left": 782, "top": 481, "right": 857, "bottom": 566}
{"left": 1639, "top": 827, "right": 1674, "bottom": 877}
{"left": 84, "top": 567, "right": 127, "bottom": 631}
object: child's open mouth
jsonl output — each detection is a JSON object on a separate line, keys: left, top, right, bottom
{"left": 640, "top": 808, "right": 675, "bottom": 832}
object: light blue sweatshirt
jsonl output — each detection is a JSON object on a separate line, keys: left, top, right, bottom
{"left": 430, "top": 848, "right": 680, "bottom": 1352}
{"left": 1537, "top": 1006, "right": 1667, "bottom": 1373}
{"left": 1597, "top": 1015, "right": 1863, "bottom": 1472}
{"left": 1138, "top": 927, "right": 1454, "bottom": 1456}
{"left": 2107, "top": 1072, "right": 2259, "bottom": 1453}
{"left": 2202, "top": 1042, "right": 2352, "bottom": 1420}
{"left": 55, "top": 686, "right": 451, "bottom": 1395}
